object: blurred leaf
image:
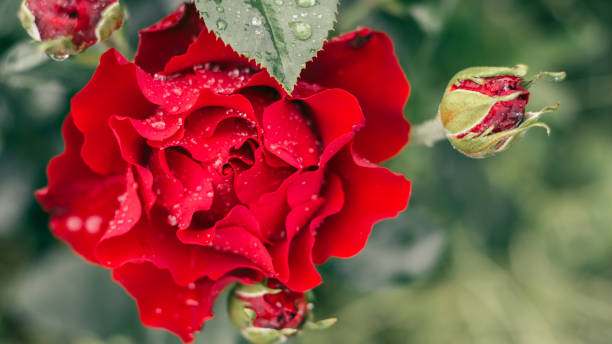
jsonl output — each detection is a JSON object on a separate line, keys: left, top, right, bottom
{"left": 195, "top": 0, "right": 338, "bottom": 93}
{"left": 0, "top": 42, "right": 48, "bottom": 77}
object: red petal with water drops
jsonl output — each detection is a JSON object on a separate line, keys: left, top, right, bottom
{"left": 71, "top": 49, "right": 155, "bottom": 174}
{"left": 149, "top": 149, "right": 214, "bottom": 230}
{"left": 300, "top": 89, "right": 365, "bottom": 164}
{"left": 36, "top": 116, "right": 125, "bottom": 262}
{"left": 301, "top": 28, "right": 411, "bottom": 163}
{"left": 312, "top": 147, "right": 411, "bottom": 263}
{"left": 270, "top": 197, "right": 325, "bottom": 286}
{"left": 135, "top": 3, "right": 204, "bottom": 74}
{"left": 96, "top": 209, "right": 269, "bottom": 285}
{"left": 177, "top": 205, "right": 262, "bottom": 246}
{"left": 234, "top": 149, "right": 294, "bottom": 205}
{"left": 113, "top": 262, "right": 259, "bottom": 343}
{"left": 262, "top": 100, "right": 320, "bottom": 168}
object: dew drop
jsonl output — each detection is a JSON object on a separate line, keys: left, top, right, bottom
{"left": 167, "top": 215, "right": 178, "bottom": 226}
{"left": 47, "top": 53, "right": 69, "bottom": 61}
{"left": 296, "top": 0, "right": 317, "bottom": 7}
{"left": 216, "top": 5, "right": 224, "bottom": 12}
{"left": 289, "top": 21, "right": 312, "bottom": 40}
{"left": 85, "top": 215, "right": 103, "bottom": 234}
{"left": 216, "top": 18, "right": 228, "bottom": 31}
{"left": 251, "top": 16, "right": 262, "bottom": 26}
{"left": 274, "top": 0, "right": 284, "bottom": 5}
{"left": 66, "top": 216, "right": 83, "bottom": 232}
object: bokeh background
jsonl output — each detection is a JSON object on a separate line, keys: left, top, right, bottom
{"left": 1, "top": 0, "right": 612, "bottom": 343}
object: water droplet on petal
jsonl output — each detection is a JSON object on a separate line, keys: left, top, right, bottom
{"left": 167, "top": 215, "right": 178, "bottom": 226}
{"left": 289, "top": 21, "right": 312, "bottom": 40}
{"left": 251, "top": 16, "right": 262, "bottom": 26}
{"left": 85, "top": 215, "right": 103, "bottom": 234}
{"left": 66, "top": 216, "right": 83, "bottom": 232}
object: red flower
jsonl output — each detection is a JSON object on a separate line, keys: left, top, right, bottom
{"left": 36, "top": 3, "right": 411, "bottom": 342}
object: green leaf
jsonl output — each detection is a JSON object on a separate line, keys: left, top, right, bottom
{"left": 195, "top": 0, "right": 338, "bottom": 94}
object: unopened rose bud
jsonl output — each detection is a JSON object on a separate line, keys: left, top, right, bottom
{"left": 438, "top": 64, "right": 565, "bottom": 158}
{"left": 228, "top": 281, "right": 336, "bottom": 344}
{"left": 18, "top": 0, "right": 125, "bottom": 60}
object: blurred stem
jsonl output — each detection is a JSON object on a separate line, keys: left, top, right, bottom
{"left": 411, "top": 117, "right": 447, "bottom": 147}
{"left": 104, "top": 27, "right": 132, "bottom": 59}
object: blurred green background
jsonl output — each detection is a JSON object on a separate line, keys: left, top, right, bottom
{"left": 1, "top": 0, "right": 611, "bottom": 343}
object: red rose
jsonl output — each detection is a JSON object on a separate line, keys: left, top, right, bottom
{"left": 36, "top": 3, "right": 411, "bottom": 342}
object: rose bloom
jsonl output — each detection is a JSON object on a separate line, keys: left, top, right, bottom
{"left": 36, "top": 3, "right": 411, "bottom": 342}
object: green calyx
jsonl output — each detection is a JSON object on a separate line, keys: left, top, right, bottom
{"left": 95, "top": 2, "right": 125, "bottom": 42}
{"left": 448, "top": 105, "right": 559, "bottom": 159}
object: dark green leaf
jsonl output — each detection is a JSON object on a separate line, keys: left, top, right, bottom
{"left": 195, "top": 0, "right": 338, "bottom": 93}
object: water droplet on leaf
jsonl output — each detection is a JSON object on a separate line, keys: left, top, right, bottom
{"left": 289, "top": 21, "right": 312, "bottom": 40}
{"left": 216, "top": 18, "right": 228, "bottom": 31}
{"left": 296, "top": 0, "right": 317, "bottom": 8}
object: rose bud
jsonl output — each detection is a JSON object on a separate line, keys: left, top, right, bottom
{"left": 18, "top": 0, "right": 125, "bottom": 60}
{"left": 35, "top": 2, "right": 410, "bottom": 342}
{"left": 438, "top": 64, "right": 565, "bottom": 158}
{"left": 229, "top": 281, "right": 336, "bottom": 344}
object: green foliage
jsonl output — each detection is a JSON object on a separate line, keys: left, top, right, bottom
{"left": 195, "top": 0, "right": 338, "bottom": 93}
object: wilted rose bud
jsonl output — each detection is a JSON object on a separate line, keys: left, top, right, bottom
{"left": 18, "top": 0, "right": 125, "bottom": 60}
{"left": 438, "top": 64, "right": 565, "bottom": 158}
{"left": 228, "top": 281, "right": 336, "bottom": 344}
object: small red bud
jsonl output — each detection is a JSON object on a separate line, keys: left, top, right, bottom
{"left": 438, "top": 65, "right": 565, "bottom": 158}
{"left": 18, "top": 0, "right": 125, "bottom": 60}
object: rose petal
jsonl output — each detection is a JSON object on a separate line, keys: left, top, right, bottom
{"left": 149, "top": 149, "right": 214, "bottom": 229}
{"left": 113, "top": 262, "right": 259, "bottom": 343}
{"left": 96, "top": 209, "right": 267, "bottom": 285}
{"left": 262, "top": 100, "right": 320, "bottom": 168}
{"left": 301, "top": 28, "right": 411, "bottom": 163}
{"left": 300, "top": 88, "right": 365, "bottom": 164}
{"left": 269, "top": 198, "right": 324, "bottom": 284}
{"left": 234, "top": 148, "right": 294, "bottom": 205}
{"left": 177, "top": 205, "right": 262, "bottom": 246}
{"left": 71, "top": 49, "right": 155, "bottom": 174}
{"left": 135, "top": 3, "right": 204, "bottom": 74}
{"left": 312, "top": 146, "right": 411, "bottom": 263}
{"left": 36, "top": 116, "right": 128, "bottom": 262}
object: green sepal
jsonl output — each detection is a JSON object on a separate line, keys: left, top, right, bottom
{"left": 303, "top": 317, "right": 337, "bottom": 330}
{"left": 39, "top": 36, "right": 78, "bottom": 60}
{"left": 440, "top": 90, "right": 523, "bottom": 135}
{"left": 234, "top": 282, "right": 282, "bottom": 298}
{"left": 241, "top": 327, "right": 294, "bottom": 344}
{"left": 521, "top": 71, "right": 566, "bottom": 89}
{"left": 448, "top": 104, "right": 559, "bottom": 158}
{"left": 95, "top": 2, "right": 125, "bottom": 42}
{"left": 18, "top": 0, "right": 41, "bottom": 41}
{"left": 446, "top": 64, "right": 528, "bottom": 90}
